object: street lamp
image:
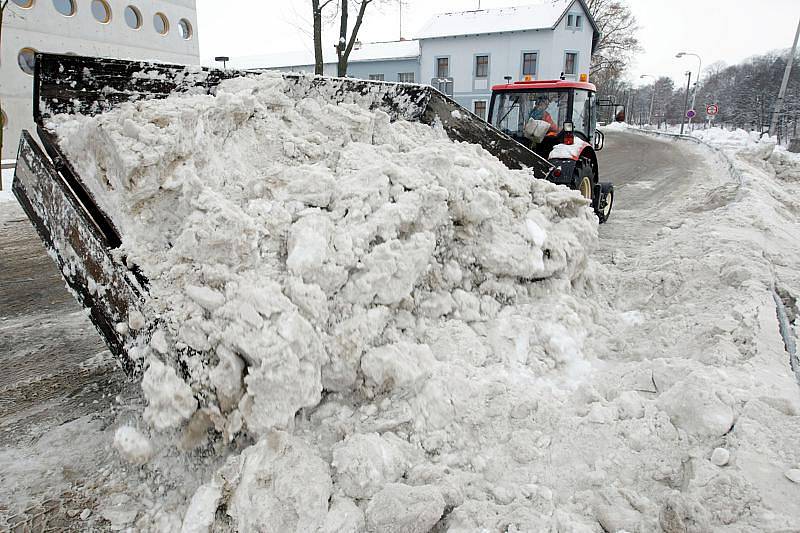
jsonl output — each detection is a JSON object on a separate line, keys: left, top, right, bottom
{"left": 640, "top": 74, "right": 657, "bottom": 126}
{"left": 676, "top": 52, "right": 702, "bottom": 127}
{"left": 214, "top": 56, "right": 230, "bottom": 69}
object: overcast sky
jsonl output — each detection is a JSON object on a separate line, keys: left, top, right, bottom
{"left": 196, "top": 0, "right": 800, "bottom": 85}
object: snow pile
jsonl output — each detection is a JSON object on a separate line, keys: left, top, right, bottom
{"left": 599, "top": 121, "right": 630, "bottom": 131}
{"left": 51, "top": 73, "right": 603, "bottom": 529}
{"left": 692, "top": 126, "right": 800, "bottom": 182}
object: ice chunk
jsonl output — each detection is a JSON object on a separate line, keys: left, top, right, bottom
{"left": 113, "top": 425, "right": 153, "bottom": 465}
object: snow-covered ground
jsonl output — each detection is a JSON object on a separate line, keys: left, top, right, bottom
{"left": 2, "top": 79, "right": 800, "bottom": 532}
{"left": 1, "top": 164, "right": 16, "bottom": 203}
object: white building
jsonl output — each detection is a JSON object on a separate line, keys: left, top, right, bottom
{"left": 1, "top": 0, "right": 200, "bottom": 159}
{"left": 417, "top": 0, "right": 599, "bottom": 114}
{"left": 225, "top": 0, "right": 598, "bottom": 121}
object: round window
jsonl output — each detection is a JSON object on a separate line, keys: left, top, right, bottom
{"left": 18, "top": 48, "right": 37, "bottom": 76}
{"left": 91, "top": 0, "right": 111, "bottom": 23}
{"left": 124, "top": 5, "right": 142, "bottom": 29}
{"left": 11, "top": 0, "right": 34, "bottom": 8}
{"left": 178, "top": 18, "right": 193, "bottom": 40}
{"left": 153, "top": 12, "right": 169, "bottom": 35}
{"left": 52, "top": 0, "right": 75, "bottom": 16}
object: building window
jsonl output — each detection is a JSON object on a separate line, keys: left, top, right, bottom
{"left": 368, "top": 74, "right": 385, "bottom": 81}
{"left": 124, "top": 6, "right": 142, "bottom": 29}
{"left": 91, "top": 0, "right": 111, "bottom": 23}
{"left": 567, "top": 13, "right": 582, "bottom": 29}
{"left": 154, "top": 12, "right": 169, "bottom": 35}
{"left": 564, "top": 52, "right": 578, "bottom": 76}
{"left": 522, "top": 52, "right": 538, "bottom": 77}
{"left": 475, "top": 55, "right": 488, "bottom": 78}
{"left": 398, "top": 72, "right": 415, "bottom": 83}
{"left": 11, "top": 0, "right": 34, "bottom": 8}
{"left": 178, "top": 18, "right": 193, "bottom": 40}
{"left": 18, "top": 47, "right": 37, "bottom": 76}
{"left": 576, "top": 15, "right": 582, "bottom": 28}
{"left": 473, "top": 100, "right": 487, "bottom": 121}
{"left": 436, "top": 57, "right": 449, "bottom": 78}
{"left": 52, "top": 0, "right": 75, "bottom": 16}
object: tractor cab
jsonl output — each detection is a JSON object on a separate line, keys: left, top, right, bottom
{"left": 488, "top": 79, "right": 613, "bottom": 222}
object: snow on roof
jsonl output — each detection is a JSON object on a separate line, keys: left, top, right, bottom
{"left": 415, "top": 0, "right": 578, "bottom": 40}
{"left": 223, "top": 40, "right": 420, "bottom": 71}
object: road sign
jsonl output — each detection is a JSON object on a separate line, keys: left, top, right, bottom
{"left": 706, "top": 104, "right": 719, "bottom": 115}
{"left": 686, "top": 109, "right": 697, "bottom": 119}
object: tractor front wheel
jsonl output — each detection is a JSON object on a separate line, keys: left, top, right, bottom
{"left": 573, "top": 158, "right": 594, "bottom": 201}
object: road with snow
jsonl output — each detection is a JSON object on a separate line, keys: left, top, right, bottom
{"left": 598, "top": 129, "right": 705, "bottom": 210}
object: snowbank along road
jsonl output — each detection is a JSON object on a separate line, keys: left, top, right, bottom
{"left": 0, "top": 76, "right": 799, "bottom": 532}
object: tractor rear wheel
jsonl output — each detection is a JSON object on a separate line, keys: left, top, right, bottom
{"left": 573, "top": 159, "right": 594, "bottom": 201}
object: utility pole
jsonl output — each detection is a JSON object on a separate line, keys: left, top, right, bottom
{"left": 681, "top": 70, "right": 692, "bottom": 135}
{"left": 769, "top": 15, "right": 800, "bottom": 137}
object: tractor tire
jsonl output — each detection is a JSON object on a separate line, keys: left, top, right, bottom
{"left": 595, "top": 183, "right": 614, "bottom": 224}
{"left": 573, "top": 158, "right": 594, "bottom": 201}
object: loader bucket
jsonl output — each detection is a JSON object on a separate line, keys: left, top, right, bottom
{"left": 14, "top": 52, "right": 554, "bottom": 373}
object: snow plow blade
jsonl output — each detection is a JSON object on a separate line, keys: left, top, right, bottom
{"left": 14, "top": 52, "right": 554, "bottom": 374}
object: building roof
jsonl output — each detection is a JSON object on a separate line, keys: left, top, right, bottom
{"left": 415, "top": 0, "right": 598, "bottom": 40}
{"left": 223, "top": 40, "right": 420, "bottom": 71}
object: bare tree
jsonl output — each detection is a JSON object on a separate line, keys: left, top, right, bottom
{"left": 311, "top": 0, "right": 335, "bottom": 75}
{"left": 335, "top": 0, "right": 375, "bottom": 77}
{"left": 585, "top": 0, "right": 640, "bottom": 84}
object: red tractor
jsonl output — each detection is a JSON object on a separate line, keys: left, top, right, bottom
{"left": 488, "top": 79, "right": 613, "bottom": 223}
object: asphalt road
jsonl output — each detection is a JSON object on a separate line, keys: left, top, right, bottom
{"left": 596, "top": 128, "right": 706, "bottom": 212}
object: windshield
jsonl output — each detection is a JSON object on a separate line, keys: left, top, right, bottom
{"left": 491, "top": 90, "right": 569, "bottom": 138}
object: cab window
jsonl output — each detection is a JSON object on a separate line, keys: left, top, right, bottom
{"left": 491, "top": 91, "right": 568, "bottom": 137}
{"left": 572, "top": 89, "right": 591, "bottom": 137}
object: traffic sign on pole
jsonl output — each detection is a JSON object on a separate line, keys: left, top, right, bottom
{"left": 706, "top": 104, "right": 719, "bottom": 115}
{"left": 686, "top": 109, "right": 697, "bottom": 119}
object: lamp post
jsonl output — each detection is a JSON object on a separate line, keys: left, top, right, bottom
{"left": 214, "top": 56, "right": 230, "bottom": 69}
{"left": 681, "top": 70, "right": 692, "bottom": 135}
{"left": 640, "top": 74, "right": 657, "bottom": 126}
{"left": 676, "top": 52, "right": 702, "bottom": 128}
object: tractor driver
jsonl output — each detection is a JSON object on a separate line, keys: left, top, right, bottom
{"left": 529, "top": 97, "right": 559, "bottom": 134}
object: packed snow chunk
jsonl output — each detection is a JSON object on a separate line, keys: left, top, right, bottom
{"left": 128, "top": 309, "right": 146, "bottom": 331}
{"left": 208, "top": 347, "right": 245, "bottom": 413}
{"left": 548, "top": 138, "right": 590, "bottom": 160}
{"left": 344, "top": 233, "right": 437, "bottom": 305}
{"left": 711, "top": 447, "right": 730, "bottom": 467}
{"left": 223, "top": 431, "right": 333, "bottom": 532}
{"left": 365, "top": 483, "right": 445, "bottom": 533}
{"left": 181, "top": 482, "right": 222, "bottom": 533}
{"left": 237, "top": 311, "right": 327, "bottom": 434}
{"left": 185, "top": 284, "right": 226, "bottom": 312}
{"left": 785, "top": 469, "right": 800, "bottom": 484}
{"left": 319, "top": 496, "right": 365, "bottom": 533}
{"left": 658, "top": 373, "right": 734, "bottom": 438}
{"left": 332, "top": 433, "right": 413, "bottom": 499}
{"left": 142, "top": 359, "right": 198, "bottom": 430}
{"left": 113, "top": 425, "right": 153, "bottom": 465}
{"left": 286, "top": 212, "right": 332, "bottom": 275}
{"left": 361, "top": 342, "right": 436, "bottom": 392}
